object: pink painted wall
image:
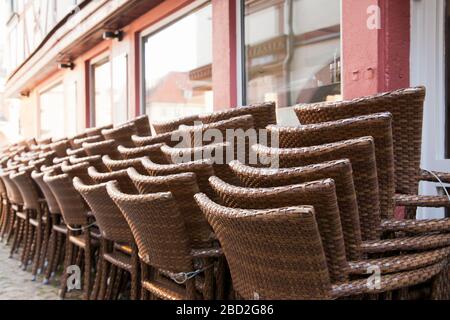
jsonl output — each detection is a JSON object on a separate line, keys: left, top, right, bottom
{"left": 342, "top": 0, "right": 410, "bottom": 99}
{"left": 212, "top": 0, "right": 237, "bottom": 110}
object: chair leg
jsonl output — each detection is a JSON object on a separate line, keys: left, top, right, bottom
{"left": 99, "top": 257, "right": 110, "bottom": 300}
{"left": 130, "top": 244, "right": 140, "bottom": 300}
{"left": 22, "top": 220, "right": 35, "bottom": 270}
{"left": 83, "top": 234, "right": 92, "bottom": 300}
{"left": 6, "top": 210, "right": 16, "bottom": 245}
{"left": 31, "top": 222, "right": 43, "bottom": 280}
{"left": 38, "top": 219, "right": 52, "bottom": 274}
{"left": 9, "top": 218, "right": 22, "bottom": 258}
{"left": 43, "top": 230, "right": 57, "bottom": 283}
{"left": 59, "top": 233, "right": 74, "bottom": 299}
{"left": 106, "top": 265, "right": 117, "bottom": 300}
{"left": 140, "top": 261, "right": 149, "bottom": 300}
{"left": 52, "top": 233, "right": 65, "bottom": 276}
{"left": 90, "top": 256, "right": 102, "bottom": 300}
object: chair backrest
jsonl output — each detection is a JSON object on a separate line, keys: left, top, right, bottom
{"left": 31, "top": 170, "right": 60, "bottom": 214}
{"left": 208, "top": 176, "right": 347, "bottom": 284}
{"left": 72, "top": 135, "right": 103, "bottom": 149}
{"left": 199, "top": 101, "right": 276, "bottom": 132}
{"left": 102, "top": 123, "right": 137, "bottom": 148}
{"left": 84, "top": 124, "right": 113, "bottom": 137}
{"left": 44, "top": 171, "right": 89, "bottom": 226}
{"left": 126, "top": 115, "right": 151, "bottom": 137}
{"left": 128, "top": 168, "right": 213, "bottom": 247}
{"left": 229, "top": 159, "right": 361, "bottom": 261}
{"left": 73, "top": 177, "right": 133, "bottom": 243}
{"left": 0, "top": 175, "right": 7, "bottom": 197}
{"left": 268, "top": 112, "right": 395, "bottom": 217}
{"left": 107, "top": 181, "right": 193, "bottom": 273}
{"left": 50, "top": 140, "right": 69, "bottom": 157}
{"left": 102, "top": 155, "right": 146, "bottom": 174}
{"left": 66, "top": 147, "right": 87, "bottom": 157}
{"left": 117, "top": 144, "right": 166, "bottom": 163}
{"left": 88, "top": 166, "right": 138, "bottom": 194}
{"left": 152, "top": 114, "right": 200, "bottom": 135}
{"left": 69, "top": 154, "right": 108, "bottom": 172}
{"left": 194, "top": 193, "right": 332, "bottom": 300}
{"left": 10, "top": 170, "right": 40, "bottom": 210}
{"left": 141, "top": 157, "right": 216, "bottom": 199}
{"left": 0, "top": 171, "right": 23, "bottom": 205}
{"left": 83, "top": 139, "right": 120, "bottom": 159}
{"left": 68, "top": 132, "right": 87, "bottom": 148}
{"left": 252, "top": 137, "right": 381, "bottom": 240}
{"left": 53, "top": 155, "right": 71, "bottom": 165}
{"left": 131, "top": 131, "right": 179, "bottom": 147}
{"left": 160, "top": 142, "right": 238, "bottom": 184}
{"left": 61, "top": 161, "right": 93, "bottom": 184}
{"left": 295, "top": 86, "right": 425, "bottom": 195}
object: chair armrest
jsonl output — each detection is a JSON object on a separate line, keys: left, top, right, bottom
{"left": 190, "top": 248, "right": 223, "bottom": 259}
{"left": 420, "top": 169, "right": 450, "bottom": 183}
{"left": 380, "top": 218, "right": 450, "bottom": 234}
{"left": 394, "top": 194, "right": 450, "bottom": 207}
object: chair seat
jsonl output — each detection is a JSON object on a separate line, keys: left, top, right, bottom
{"left": 104, "top": 251, "right": 132, "bottom": 272}
{"left": 53, "top": 224, "right": 68, "bottom": 234}
{"left": 69, "top": 234, "right": 100, "bottom": 249}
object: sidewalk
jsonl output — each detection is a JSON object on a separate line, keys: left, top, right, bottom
{"left": 0, "top": 242, "right": 59, "bottom": 300}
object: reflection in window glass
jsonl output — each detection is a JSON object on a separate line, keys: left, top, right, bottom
{"left": 40, "top": 83, "right": 65, "bottom": 138}
{"left": 243, "top": 0, "right": 341, "bottom": 108}
{"left": 143, "top": 4, "right": 213, "bottom": 123}
{"left": 93, "top": 59, "right": 113, "bottom": 126}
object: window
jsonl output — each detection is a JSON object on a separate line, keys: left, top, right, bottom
{"left": 39, "top": 83, "right": 65, "bottom": 138}
{"left": 445, "top": 0, "right": 450, "bottom": 158}
{"left": 112, "top": 54, "right": 129, "bottom": 124}
{"left": 241, "top": 0, "right": 342, "bottom": 108}
{"left": 66, "top": 81, "right": 78, "bottom": 136}
{"left": 142, "top": 3, "right": 213, "bottom": 123}
{"left": 91, "top": 57, "right": 113, "bottom": 127}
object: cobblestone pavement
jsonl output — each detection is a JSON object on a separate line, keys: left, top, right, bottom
{"left": 0, "top": 242, "right": 60, "bottom": 300}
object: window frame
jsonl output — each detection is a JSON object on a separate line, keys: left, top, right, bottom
{"left": 89, "top": 52, "right": 112, "bottom": 127}
{"left": 37, "top": 80, "right": 65, "bottom": 138}
{"left": 138, "top": 0, "right": 211, "bottom": 116}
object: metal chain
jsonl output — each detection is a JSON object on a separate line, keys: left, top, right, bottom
{"left": 170, "top": 264, "right": 214, "bottom": 284}
{"left": 423, "top": 169, "right": 450, "bottom": 200}
{"left": 66, "top": 221, "right": 97, "bottom": 232}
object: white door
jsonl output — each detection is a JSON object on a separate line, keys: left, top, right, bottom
{"left": 411, "top": 0, "right": 450, "bottom": 218}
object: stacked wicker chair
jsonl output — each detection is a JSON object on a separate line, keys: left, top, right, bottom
{"left": 0, "top": 93, "right": 449, "bottom": 301}
{"left": 294, "top": 86, "right": 450, "bottom": 218}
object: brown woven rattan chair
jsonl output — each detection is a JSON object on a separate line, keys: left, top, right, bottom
{"left": 0, "top": 175, "right": 9, "bottom": 241}
{"left": 69, "top": 154, "right": 108, "bottom": 172}
{"left": 117, "top": 144, "right": 166, "bottom": 164}
{"left": 31, "top": 169, "right": 66, "bottom": 284}
{"left": 73, "top": 177, "right": 139, "bottom": 300}
{"left": 1, "top": 171, "right": 25, "bottom": 255}
{"left": 132, "top": 131, "right": 179, "bottom": 148}
{"left": 252, "top": 140, "right": 450, "bottom": 250}
{"left": 195, "top": 193, "right": 450, "bottom": 300}
{"left": 127, "top": 168, "right": 214, "bottom": 248}
{"left": 141, "top": 157, "right": 216, "bottom": 199}
{"left": 227, "top": 159, "right": 450, "bottom": 276}
{"left": 10, "top": 169, "right": 47, "bottom": 279}
{"left": 102, "top": 155, "right": 146, "bottom": 175}
{"left": 50, "top": 140, "right": 69, "bottom": 158}
{"left": 107, "top": 182, "right": 222, "bottom": 300}
{"left": 44, "top": 171, "right": 99, "bottom": 300}
{"left": 88, "top": 166, "right": 138, "bottom": 194}
{"left": 160, "top": 142, "right": 238, "bottom": 184}
{"left": 152, "top": 114, "right": 200, "bottom": 135}
{"left": 267, "top": 113, "right": 450, "bottom": 235}
{"left": 83, "top": 139, "right": 120, "bottom": 160}
{"left": 85, "top": 124, "right": 113, "bottom": 137}
{"left": 72, "top": 135, "right": 103, "bottom": 149}
{"left": 66, "top": 147, "right": 87, "bottom": 158}
{"left": 294, "top": 86, "right": 450, "bottom": 216}
{"left": 125, "top": 115, "right": 151, "bottom": 137}
{"left": 199, "top": 101, "right": 276, "bottom": 132}
{"left": 102, "top": 123, "right": 137, "bottom": 148}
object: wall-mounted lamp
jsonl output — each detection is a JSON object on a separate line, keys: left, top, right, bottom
{"left": 103, "top": 30, "right": 124, "bottom": 41}
{"left": 58, "top": 62, "right": 75, "bottom": 70}
{"left": 20, "top": 90, "right": 30, "bottom": 98}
